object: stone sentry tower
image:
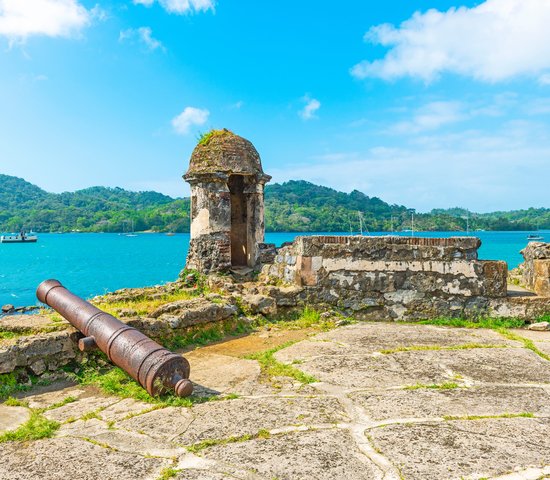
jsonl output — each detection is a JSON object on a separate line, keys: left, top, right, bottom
{"left": 184, "top": 129, "right": 271, "bottom": 273}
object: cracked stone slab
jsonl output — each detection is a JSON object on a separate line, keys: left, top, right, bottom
{"left": 173, "top": 471, "right": 245, "bottom": 480}
{"left": 275, "top": 327, "right": 518, "bottom": 365}
{"left": 186, "top": 352, "right": 274, "bottom": 396}
{"left": 174, "top": 396, "right": 348, "bottom": 446}
{"left": 431, "top": 348, "right": 550, "bottom": 384}
{"left": 0, "top": 436, "right": 171, "bottom": 480}
{"left": 57, "top": 417, "right": 112, "bottom": 437}
{"left": 276, "top": 347, "right": 550, "bottom": 389}
{"left": 313, "top": 323, "right": 520, "bottom": 351}
{"left": 43, "top": 394, "right": 120, "bottom": 423}
{"left": 534, "top": 342, "right": 550, "bottom": 357}
{"left": 274, "top": 350, "right": 451, "bottom": 389}
{"left": 0, "top": 404, "right": 30, "bottom": 432}
{"left": 117, "top": 406, "right": 193, "bottom": 441}
{"left": 511, "top": 329, "right": 550, "bottom": 342}
{"left": 200, "top": 429, "right": 380, "bottom": 480}
{"left": 352, "top": 386, "right": 550, "bottom": 421}
{"left": 24, "top": 386, "right": 86, "bottom": 410}
{"left": 56, "top": 416, "right": 184, "bottom": 457}
{"left": 84, "top": 428, "right": 186, "bottom": 457}
{"left": 99, "top": 398, "right": 154, "bottom": 422}
{"left": 174, "top": 453, "right": 256, "bottom": 479}
{"left": 368, "top": 417, "right": 550, "bottom": 480}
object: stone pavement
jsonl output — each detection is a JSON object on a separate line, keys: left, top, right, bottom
{"left": 1, "top": 322, "right": 550, "bottom": 480}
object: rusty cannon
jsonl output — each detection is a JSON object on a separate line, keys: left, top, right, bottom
{"left": 36, "top": 279, "right": 193, "bottom": 398}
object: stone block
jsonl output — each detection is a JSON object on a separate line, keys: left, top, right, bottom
{"left": 533, "top": 259, "right": 550, "bottom": 296}
{"left": 241, "top": 294, "right": 276, "bottom": 316}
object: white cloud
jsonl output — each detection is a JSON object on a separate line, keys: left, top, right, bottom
{"left": 270, "top": 124, "right": 550, "bottom": 212}
{"left": 389, "top": 101, "right": 465, "bottom": 134}
{"left": 172, "top": 106, "right": 209, "bottom": 135}
{"left": 119, "top": 27, "right": 164, "bottom": 51}
{"left": 133, "top": 0, "right": 214, "bottom": 15}
{"left": 539, "top": 74, "right": 550, "bottom": 85}
{"left": 351, "top": 0, "right": 550, "bottom": 83}
{"left": 0, "top": 0, "right": 90, "bottom": 41}
{"left": 299, "top": 96, "right": 321, "bottom": 120}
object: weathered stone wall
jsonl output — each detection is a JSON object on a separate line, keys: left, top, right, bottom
{"left": 261, "top": 236, "right": 509, "bottom": 320}
{"left": 521, "top": 242, "right": 550, "bottom": 296}
{"left": 186, "top": 177, "right": 232, "bottom": 272}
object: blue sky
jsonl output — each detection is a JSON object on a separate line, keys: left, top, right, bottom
{"left": 1, "top": 0, "right": 549, "bottom": 212}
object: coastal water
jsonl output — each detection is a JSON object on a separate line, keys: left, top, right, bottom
{"left": 0, "top": 231, "right": 547, "bottom": 308}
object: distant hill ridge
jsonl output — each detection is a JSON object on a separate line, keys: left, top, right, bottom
{"left": 0, "top": 174, "right": 548, "bottom": 233}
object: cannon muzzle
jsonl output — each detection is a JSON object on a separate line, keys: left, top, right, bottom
{"left": 37, "top": 279, "right": 193, "bottom": 398}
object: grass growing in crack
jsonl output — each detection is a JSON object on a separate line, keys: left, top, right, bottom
{"left": 443, "top": 412, "right": 534, "bottom": 421}
{"left": 417, "top": 317, "right": 526, "bottom": 330}
{"left": 245, "top": 342, "right": 318, "bottom": 384}
{"left": 82, "top": 437, "right": 116, "bottom": 450}
{"left": 157, "top": 467, "right": 181, "bottom": 480}
{"left": 415, "top": 316, "right": 550, "bottom": 362}
{"left": 187, "top": 429, "right": 271, "bottom": 453}
{"left": 498, "top": 329, "right": 550, "bottom": 361}
{"left": 3, "top": 397, "right": 29, "bottom": 407}
{"left": 45, "top": 396, "right": 77, "bottom": 411}
{"left": 380, "top": 343, "right": 506, "bottom": 355}
{"left": 80, "top": 408, "right": 103, "bottom": 421}
{"left": 0, "top": 410, "right": 60, "bottom": 443}
{"left": 404, "top": 382, "right": 461, "bottom": 390}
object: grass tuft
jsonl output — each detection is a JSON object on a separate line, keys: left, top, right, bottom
{"left": 45, "top": 396, "right": 78, "bottom": 411}
{"left": 417, "top": 317, "right": 526, "bottom": 330}
{"left": 187, "top": 429, "right": 271, "bottom": 453}
{"left": 404, "top": 382, "right": 461, "bottom": 390}
{"left": 380, "top": 343, "right": 506, "bottom": 355}
{"left": 443, "top": 412, "right": 534, "bottom": 421}
{"left": 245, "top": 342, "right": 318, "bottom": 385}
{"left": 498, "top": 329, "right": 550, "bottom": 361}
{"left": 3, "top": 397, "right": 29, "bottom": 407}
{"left": 0, "top": 410, "right": 60, "bottom": 443}
{"left": 157, "top": 467, "right": 181, "bottom": 480}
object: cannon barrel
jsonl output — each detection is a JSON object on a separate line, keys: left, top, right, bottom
{"left": 36, "top": 279, "right": 193, "bottom": 398}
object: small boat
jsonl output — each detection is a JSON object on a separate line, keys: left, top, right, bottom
{"left": 125, "top": 220, "right": 138, "bottom": 237}
{"left": 527, "top": 234, "right": 544, "bottom": 241}
{"left": 165, "top": 232, "right": 176, "bottom": 236}
{"left": 0, "top": 231, "right": 38, "bottom": 243}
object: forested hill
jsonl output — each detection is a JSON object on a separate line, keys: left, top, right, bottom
{"left": 0, "top": 174, "right": 549, "bottom": 233}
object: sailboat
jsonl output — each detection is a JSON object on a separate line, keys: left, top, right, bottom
{"left": 126, "top": 220, "right": 138, "bottom": 237}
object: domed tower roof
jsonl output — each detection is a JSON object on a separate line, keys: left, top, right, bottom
{"left": 185, "top": 129, "right": 266, "bottom": 178}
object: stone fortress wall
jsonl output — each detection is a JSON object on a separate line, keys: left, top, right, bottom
{"left": 261, "top": 235, "right": 550, "bottom": 320}
{"left": 521, "top": 242, "right": 550, "bottom": 297}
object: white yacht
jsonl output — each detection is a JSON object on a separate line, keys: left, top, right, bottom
{"left": 0, "top": 231, "right": 38, "bottom": 243}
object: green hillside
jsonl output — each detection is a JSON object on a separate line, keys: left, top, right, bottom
{"left": 0, "top": 174, "right": 548, "bottom": 233}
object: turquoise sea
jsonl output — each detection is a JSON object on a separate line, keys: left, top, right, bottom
{"left": 0, "top": 231, "right": 547, "bottom": 308}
